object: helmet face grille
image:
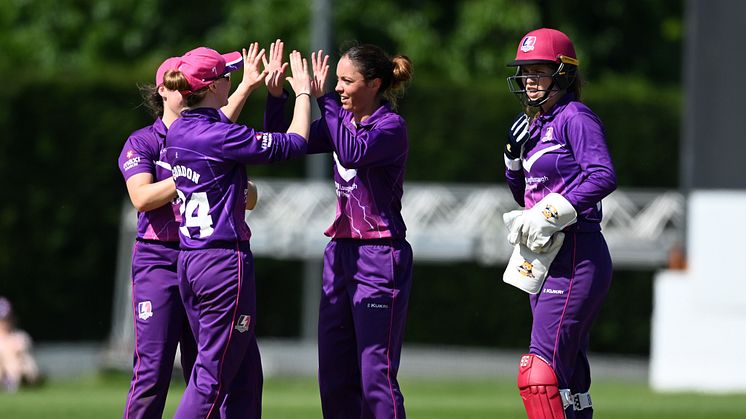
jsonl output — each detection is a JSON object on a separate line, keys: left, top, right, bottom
{"left": 506, "top": 64, "right": 577, "bottom": 107}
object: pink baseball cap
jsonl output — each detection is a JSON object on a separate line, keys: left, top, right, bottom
{"left": 508, "top": 28, "right": 578, "bottom": 67}
{"left": 176, "top": 47, "right": 243, "bottom": 92}
{"left": 155, "top": 56, "right": 181, "bottom": 86}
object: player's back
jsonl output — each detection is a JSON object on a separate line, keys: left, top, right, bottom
{"left": 165, "top": 108, "right": 251, "bottom": 249}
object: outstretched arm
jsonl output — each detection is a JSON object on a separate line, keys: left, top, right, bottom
{"left": 222, "top": 42, "right": 268, "bottom": 122}
{"left": 285, "top": 50, "right": 312, "bottom": 140}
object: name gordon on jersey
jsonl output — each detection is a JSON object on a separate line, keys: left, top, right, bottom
{"left": 172, "top": 165, "right": 202, "bottom": 184}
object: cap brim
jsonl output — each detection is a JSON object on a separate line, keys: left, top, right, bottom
{"left": 222, "top": 51, "right": 244, "bottom": 74}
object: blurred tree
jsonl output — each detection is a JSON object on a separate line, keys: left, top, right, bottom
{"left": 0, "top": 0, "right": 684, "bottom": 350}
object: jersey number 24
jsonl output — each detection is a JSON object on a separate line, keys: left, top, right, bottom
{"left": 176, "top": 190, "right": 214, "bottom": 238}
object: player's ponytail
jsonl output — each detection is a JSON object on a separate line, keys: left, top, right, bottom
{"left": 343, "top": 43, "right": 413, "bottom": 110}
{"left": 162, "top": 69, "right": 208, "bottom": 108}
{"left": 385, "top": 55, "right": 413, "bottom": 108}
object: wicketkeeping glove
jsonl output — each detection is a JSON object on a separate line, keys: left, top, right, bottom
{"left": 505, "top": 112, "right": 530, "bottom": 160}
{"left": 503, "top": 233, "right": 565, "bottom": 294}
{"left": 503, "top": 210, "right": 525, "bottom": 246}
{"left": 520, "top": 193, "right": 577, "bottom": 252}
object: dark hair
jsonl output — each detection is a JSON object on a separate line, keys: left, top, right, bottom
{"left": 342, "top": 43, "right": 413, "bottom": 109}
{"left": 162, "top": 69, "right": 208, "bottom": 108}
{"left": 138, "top": 84, "right": 163, "bottom": 118}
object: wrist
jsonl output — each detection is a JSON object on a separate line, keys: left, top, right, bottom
{"left": 235, "top": 81, "right": 255, "bottom": 95}
{"left": 296, "top": 92, "right": 311, "bottom": 99}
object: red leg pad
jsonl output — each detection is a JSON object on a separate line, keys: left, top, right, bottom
{"left": 517, "top": 354, "right": 566, "bottom": 419}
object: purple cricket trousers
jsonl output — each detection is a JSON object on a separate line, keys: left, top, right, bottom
{"left": 174, "top": 242, "right": 263, "bottom": 419}
{"left": 124, "top": 240, "right": 198, "bottom": 419}
{"left": 318, "top": 238, "right": 413, "bottom": 419}
{"left": 528, "top": 231, "right": 613, "bottom": 419}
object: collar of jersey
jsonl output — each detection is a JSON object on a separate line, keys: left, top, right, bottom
{"left": 537, "top": 92, "right": 576, "bottom": 123}
{"left": 181, "top": 107, "right": 222, "bottom": 121}
{"left": 153, "top": 117, "right": 168, "bottom": 138}
{"left": 342, "top": 100, "right": 393, "bottom": 131}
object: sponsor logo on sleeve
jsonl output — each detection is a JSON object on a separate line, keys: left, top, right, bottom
{"left": 123, "top": 150, "right": 141, "bottom": 171}
{"left": 137, "top": 301, "right": 153, "bottom": 320}
{"left": 256, "top": 133, "right": 273, "bottom": 150}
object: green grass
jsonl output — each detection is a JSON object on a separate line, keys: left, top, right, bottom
{"left": 1, "top": 373, "right": 745, "bottom": 418}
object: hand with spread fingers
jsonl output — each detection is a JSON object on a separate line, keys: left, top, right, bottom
{"left": 239, "top": 42, "right": 268, "bottom": 93}
{"left": 263, "top": 39, "right": 288, "bottom": 98}
{"left": 310, "top": 49, "right": 330, "bottom": 98}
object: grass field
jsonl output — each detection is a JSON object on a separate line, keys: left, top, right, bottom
{"left": 1, "top": 373, "right": 745, "bottom": 418}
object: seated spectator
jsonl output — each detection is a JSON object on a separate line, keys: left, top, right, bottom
{"left": 0, "top": 297, "right": 42, "bottom": 392}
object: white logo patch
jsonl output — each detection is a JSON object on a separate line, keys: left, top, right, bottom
{"left": 234, "top": 315, "right": 251, "bottom": 333}
{"left": 541, "top": 127, "right": 554, "bottom": 142}
{"left": 520, "top": 36, "right": 537, "bottom": 52}
{"left": 137, "top": 301, "right": 153, "bottom": 320}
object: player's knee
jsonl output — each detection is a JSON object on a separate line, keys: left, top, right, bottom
{"left": 516, "top": 354, "right": 593, "bottom": 418}
{"left": 517, "top": 354, "right": 566, "bottom": 418}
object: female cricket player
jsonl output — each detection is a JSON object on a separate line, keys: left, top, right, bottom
{"left": 117, "top": 46, "right": 259, "bottom": 419}
{"left": 162, "top": 45, "right": 311, "bottom": 419}
{"left": 503, "top": 28, "right": 617, "bottom": 419}
{"left": 265, "top": 43, "right": 414, "bottom": 419}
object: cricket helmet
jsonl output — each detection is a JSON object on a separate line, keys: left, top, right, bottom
{"left": 507, "top": 28, "right": 579, "bottom": 107}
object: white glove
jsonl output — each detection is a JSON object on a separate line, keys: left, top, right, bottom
{"left": 503, "top": 232, "right": 565, "bottom": 294}
{"left": 503, "top": 210, "right": 525, "bottom": 246}
{"left": 521, "top": 193, "right": 577, "bottom": 252}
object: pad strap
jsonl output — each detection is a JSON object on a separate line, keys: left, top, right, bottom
{"left": 559, "top": 389, "right": 593, "bottom": 411}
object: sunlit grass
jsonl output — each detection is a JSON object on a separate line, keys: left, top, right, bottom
{"left": 0, "top": 373, "right": 744, "bottom": 418}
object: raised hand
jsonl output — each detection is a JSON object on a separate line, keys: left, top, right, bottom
{"left": 286, "top": 50, "right": 310, "bottom": 97}
{"left": 262, "top": 39, "right": 288, "bottom": 98}
{"left": 310, "top": 50, "right": 330, "bottom": 98}
{"left": 239, "top": 42, "right": 268, "bottom": 92}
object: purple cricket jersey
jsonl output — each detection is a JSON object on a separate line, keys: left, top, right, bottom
{"left": 266, "top": 93, "right": 408, "bottom": 239}
{"left": 505, "top": 93, "right": 616, "bottom": 228}
{"left": 313, "top": 94, "right": 408, "bottom": 239}
{"left": 165, "top": 107, "right": 307, "bottom": 249}
{"left": 118, "top": 118, "right": 181, "bottom": 242}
